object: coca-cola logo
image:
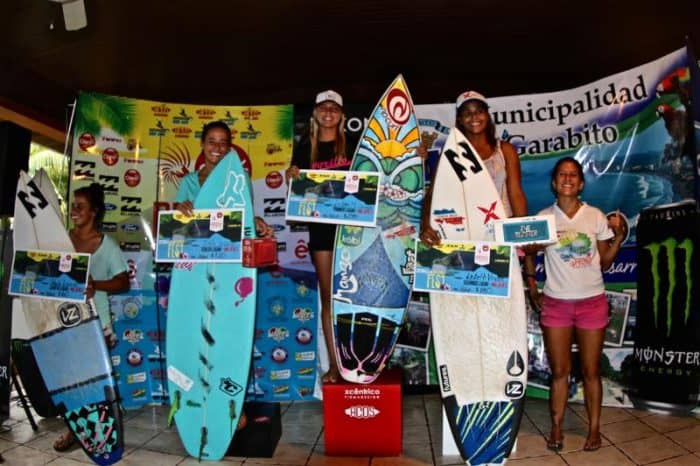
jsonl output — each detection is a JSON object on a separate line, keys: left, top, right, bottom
{"left": 79, "top": 133, "right": 96, "bottom": 151}
{"left": 124, "top": 169, "right": 141, "bottom": 187}
{"left": 266, "top": 171, "right": 283, "bottom": 189}
{"left": 102, "top": 147, "right": 119, "bottom": 166}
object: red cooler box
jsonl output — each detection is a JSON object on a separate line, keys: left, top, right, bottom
{"left": 323, "top": 368, "right": 402, "bottom": 456}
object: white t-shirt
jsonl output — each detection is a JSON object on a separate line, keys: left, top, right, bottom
{"left": 538, "top": 202, "right": 614, "bottom": 299}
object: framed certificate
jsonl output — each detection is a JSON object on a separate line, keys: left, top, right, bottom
{"left": 155, "top": 209, "right": 244, "bottom": 262}
{"left": 285, "top": 169, "right": 380, "bottom": 227}
{"left": 413, "top": 240, "right": 512, "bottom": 298}
{"left": 9, "top": 249, "right": 91, "bottom": 302}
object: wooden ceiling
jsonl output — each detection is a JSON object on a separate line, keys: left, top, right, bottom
{"left": 1, "top": 0, "right": 699, "bottom": 150}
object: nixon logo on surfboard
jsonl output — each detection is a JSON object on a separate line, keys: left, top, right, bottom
{"left": 58, "top": 302, "right": 82, "bottom": 327}
{"left": 444, "top": 141, "right": 484, "bottom": 182}
{"left": 17, "top": 180, "right": 49, "bottom": 218}
{"left": 506, "top": 350, "right": 525, "bottom": 377}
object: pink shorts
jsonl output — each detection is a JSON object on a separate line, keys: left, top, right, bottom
{"left": 540, "top": 293, "right": 609, "bottom": 329}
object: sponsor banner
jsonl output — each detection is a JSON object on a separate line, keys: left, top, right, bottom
{"left": 109, "top": 289, "right": 164, "bottom": 408}
{"left": 286, "top": 170, "right": 381, "bottom": 226}
{"left": 247, "top": 268, "right": 319, "bottom": 402}
{"left": 69, "top": 94, "right": 297, "bottom": 404}
{"left": 417, "top": 47, "right": 695, "bottom": 246}
{"left": 9, "top": 250, "right": 91, "bottom": 302}
{"left": 416, "top": 47, "right": 696, "bottom": 397}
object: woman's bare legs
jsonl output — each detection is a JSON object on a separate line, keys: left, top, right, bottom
{"left": 313, "top": 250, "right": 339, "bottom": 382}
{"left": 576, "top": 326, "right": 605, "bottom": 451}
{"left": 542, "top": 324, "right": 574, "bottom": 449}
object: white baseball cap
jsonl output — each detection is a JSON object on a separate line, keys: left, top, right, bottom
{"left": 315, "top": 90, "right": 343, "bottom": 107}
{"left": 456, "top": 90, "right": 488, "bottom": 109}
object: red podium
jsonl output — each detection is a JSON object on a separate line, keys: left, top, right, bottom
{"left": 322, "top": 368, "right": 402, "bottom": 456}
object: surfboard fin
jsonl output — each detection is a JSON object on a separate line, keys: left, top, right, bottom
{"left": 198, "top": 426, "right": 208, "bottom": 461}
{"left": 167, "top": 390, "right": 181, "bottom": 428}
{"left": 229, "top": 399, "right": 236, "bottom": 435}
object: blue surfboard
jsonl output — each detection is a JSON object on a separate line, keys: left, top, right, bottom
{"left": 331, "top": 75, "right": 423, "bottom": 384}
{"left": 166, "top": 150, "right": 257, "bottom": 460}
{"left": 14, "top": 171, "right": 124, "bottom": 465}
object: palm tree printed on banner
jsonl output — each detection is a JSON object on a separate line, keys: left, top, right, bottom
{"left": 74, "top": 92, "right": 136, "bottom": 138}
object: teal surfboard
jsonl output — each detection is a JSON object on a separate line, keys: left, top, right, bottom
{"left": 14, "top": 171, "right": 124, "bottom": 465}
{"left": 166, "top": 150, "right": 257, "bottom": 460}
{"left": 331, "top": 75, "right": 423, "bottom": 384}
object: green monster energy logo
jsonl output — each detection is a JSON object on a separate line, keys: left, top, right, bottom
{"left": 644, "top": 238, "right": 693, "bottom": 336}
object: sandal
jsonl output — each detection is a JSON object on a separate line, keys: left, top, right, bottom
{"left": 53, "top": 431, "right": 77, "bottom": 452}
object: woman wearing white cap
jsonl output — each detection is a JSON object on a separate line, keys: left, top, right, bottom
{"left": 286, "top": 90, "right": 357, "bottom": 383}
{"left": 420, "top": 90, "right": 528, "bottom": 245}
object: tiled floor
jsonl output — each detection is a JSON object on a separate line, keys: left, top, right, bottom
{"left": 1, "top": 392, "right": 699, "bottom": 465}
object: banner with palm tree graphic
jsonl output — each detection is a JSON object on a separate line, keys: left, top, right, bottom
{"left": 68, "top": 92, "right": 299, "bottom": 407}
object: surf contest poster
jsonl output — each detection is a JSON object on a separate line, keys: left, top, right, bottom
{"left": 286, "top": 169, "right": 381, "bottom": 227}
{"left": 155, "top": 209, "right": 244, "bottom": 262}
{"left": 413, "top": 240, "right": 513, "bottom": 298}
{"left": 10, "top": 250, "right": 91, "bottom": 303}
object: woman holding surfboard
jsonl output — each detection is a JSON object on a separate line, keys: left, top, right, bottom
{"left": 525, "top": 157, "right": 626, "bottom": 452}
{"left": 174, "top": 121, "right": 274, "bottom": 239}
{"left": 420, "top": 90, "right": 528, "bottom": 244}
{"left": 285, "top": 90, "right": 355, "bottom": 383}
{"left": 54, "top": 183, "right": 130, "bottom": 452}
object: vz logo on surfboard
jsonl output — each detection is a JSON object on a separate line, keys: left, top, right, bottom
{"left": 57, "top": 302, "right": 82, "bottom": 327}
{"left": 505, "top": 381, "right": 524, "bottom": 399}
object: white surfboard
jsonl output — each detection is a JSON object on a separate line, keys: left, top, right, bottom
{"left": 429, "top": 128, "right": 527, "bottom": 465}
{"left": 13, "top": 171, "right": 124, "bottom": 464}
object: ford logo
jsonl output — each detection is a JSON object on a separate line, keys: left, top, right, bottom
{"left": 121, "top": 223, "right": 140, "bottom": 232}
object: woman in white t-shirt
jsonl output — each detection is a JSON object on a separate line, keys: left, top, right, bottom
{"left": 524, "top": 157, "right": 625, "bottom": 453}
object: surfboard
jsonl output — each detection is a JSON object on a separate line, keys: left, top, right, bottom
{"left": 630, "top": 200, "right": 699, "bottom": 414}
{"left": 428, "top": 128, "right": 527, "bottom": 465}
{"left": 13, "top": 171, "right": 124, "bottom": 465}
{"left": 331, "top": 75, "right": 423, "bottom": 384}
{"left": 166, "top": 150, "right": 257, "bottom": 460}
{"left": 9, "top": 169, "right": 62, "bottom": 419}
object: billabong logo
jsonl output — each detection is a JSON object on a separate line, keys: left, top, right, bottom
{"left": 345, "top": 405, "right": 380, "bottom": 419}
{"left": 644, "top": 237, "right": 693, "bottom": 336}
{"left": 505, "top": 381, "right": 524, "bottom": 399}
{"left": 444, "top": 140, "right": 484, "bottom": 182}
{"left": 439, "top": 364, "right": 451, "bottom": 393}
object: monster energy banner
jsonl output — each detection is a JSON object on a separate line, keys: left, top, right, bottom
{"left": 630, "top": 200, "right": 699, "bottom": 413}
